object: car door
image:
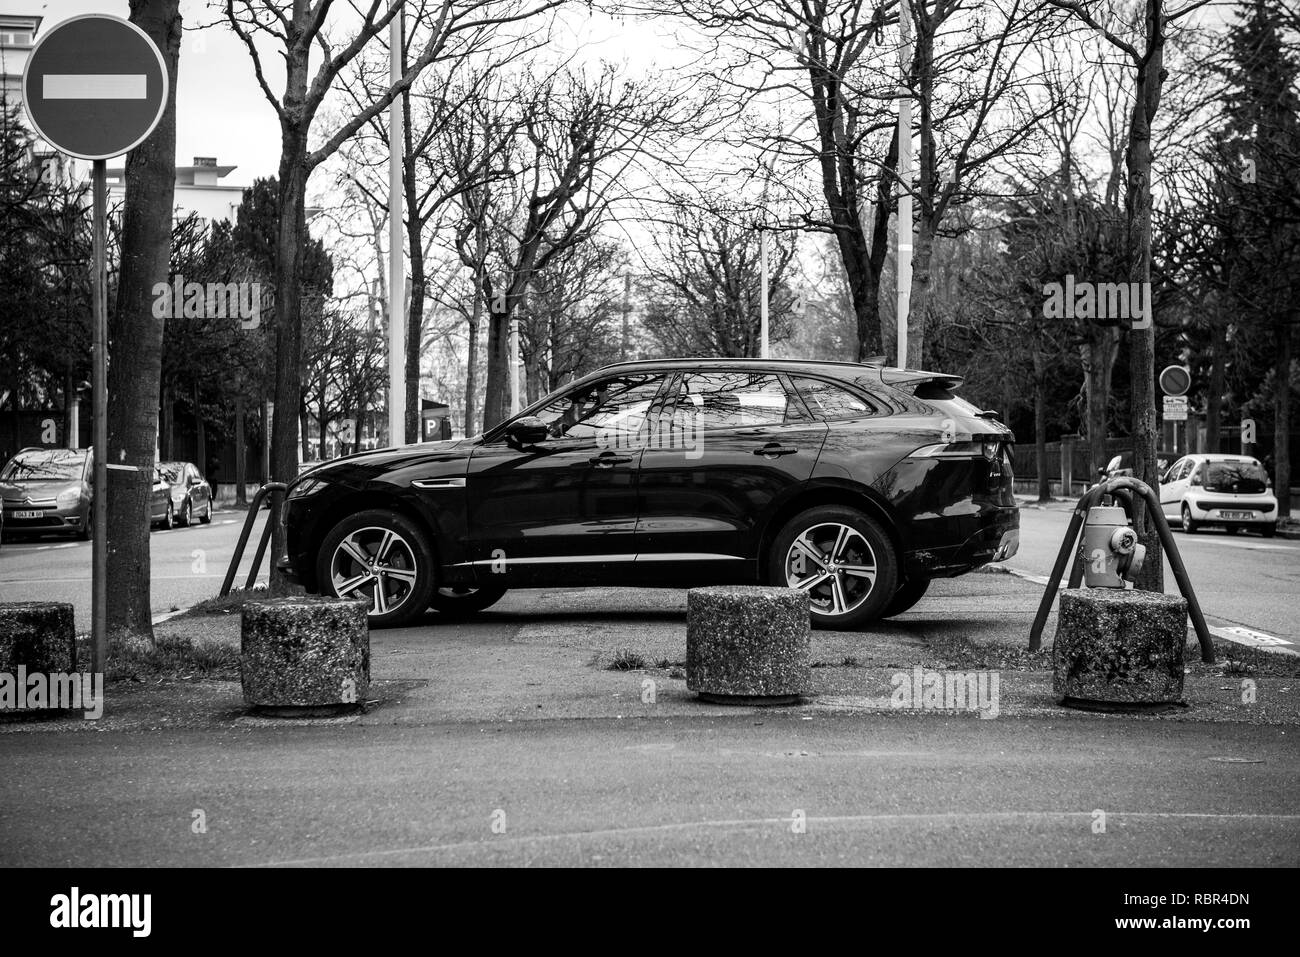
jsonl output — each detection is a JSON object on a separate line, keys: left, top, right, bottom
{"left": 634, "top": 369, "right": 828, "bottom": 583}
{"left": 464, "top": 372, "right": 672, "bottom": 586}
{"left": 1160, "top": 458, "right": 1190, "bottom": 518}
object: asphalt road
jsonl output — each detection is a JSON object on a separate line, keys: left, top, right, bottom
{"left": 1, "top": 716, "right": 1294, "bottom": 867}
{"left": 0, "top": 507, "right": 270, "bottom": 630}
{"left": 1011, "top": 503, "right": 1300, "bottom": 646}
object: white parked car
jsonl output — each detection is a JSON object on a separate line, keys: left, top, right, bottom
{"left": 1159, "top": 454, "right": 1277, "bottom": 536}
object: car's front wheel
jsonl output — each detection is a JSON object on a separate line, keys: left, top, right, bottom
{"left": 316, "top": 509, "right": 435, "bottom": 628}
{"left": 769, "top": 505, "right": 898, "bottom": 629}
{"left": 429, "top": 585, "right": 507, "bottom": 617}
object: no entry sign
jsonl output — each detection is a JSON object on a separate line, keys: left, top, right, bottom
{"left": 22, "top": 14, "right": 168, "bottom": 161}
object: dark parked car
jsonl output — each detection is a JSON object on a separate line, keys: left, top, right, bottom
{"left": 0, "top": 447, "right": 95, "bottom": 540}
{"left": 160, "top": 461, "right": 214, "bottom": 526}
{"left": 278, "top": 358, "right": 1020, "bottom": 629}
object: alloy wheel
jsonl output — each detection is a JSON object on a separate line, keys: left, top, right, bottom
{"left": 783, "top": 522, "right": 877, "bottom": 618}
{"left": 330, "top": 526, "right": 419, "bottom": 616}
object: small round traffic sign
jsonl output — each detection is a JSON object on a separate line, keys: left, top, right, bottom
{"left": 1159, "top": 365, "right": 1191, "bottom": 396}
{"left": 22, "top": 14, "right": 168, "bottom": 161}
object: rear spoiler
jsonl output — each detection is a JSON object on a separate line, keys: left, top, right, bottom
{"left": 880, "top": 368, "right": 965, "bottom": 399}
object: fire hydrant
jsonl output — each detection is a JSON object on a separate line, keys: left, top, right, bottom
{"left": 1081, "top": 506, "right": 1146, "bottom": 587}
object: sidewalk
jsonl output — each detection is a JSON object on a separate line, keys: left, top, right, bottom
{"left": 5, "top": 573, "right": 1296, "bottom": 734}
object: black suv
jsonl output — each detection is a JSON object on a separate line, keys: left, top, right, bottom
{"left": 279, "top": 358, "right": 1019, "bottom": 629}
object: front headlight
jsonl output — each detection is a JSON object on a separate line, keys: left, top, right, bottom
{"left": 56, "top": 488, "right": 81, "bottom": 506}
{"left": 287, "top": 478, "right": 329, "bottom": 500}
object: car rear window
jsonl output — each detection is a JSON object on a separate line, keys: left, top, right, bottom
{"left": 791, "top": 377, "right": 879, "bottom": 420}
{"left": 1202, "top": 461, "right": 1268, "bottom": 493}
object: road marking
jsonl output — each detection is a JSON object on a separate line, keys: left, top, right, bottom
{"left": 249, "top": 810, "right": 1300, "bottom": 867}
{"left": 44, "top": 74, "right": 147, "bottom": 99}
{"left": 1210, "top": 625, "right": 1296, "bottom": 649}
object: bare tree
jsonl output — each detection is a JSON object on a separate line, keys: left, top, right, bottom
{"left": 1044, "top": 0, "right": 1214, "bottom": 591}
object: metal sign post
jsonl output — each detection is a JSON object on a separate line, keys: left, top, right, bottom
{"left": 22, "top": 14, "right": 169, "bottom": 674}
{"left": 91, "top": 160, "right": 107, "bottom": 673}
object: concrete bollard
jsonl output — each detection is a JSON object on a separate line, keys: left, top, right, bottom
{"left": 686, "top": 585, "right": 811, "bottom": 705}
{"left": 241, "top": 597, "right": 369, "bottom": 716}
{"left": 1053, "top": 589, "right": 1188, "bottom": 711}
{"left": 0, "top": 602, "right": 78, "bottom": 715}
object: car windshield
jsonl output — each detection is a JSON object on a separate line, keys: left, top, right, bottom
{"left": 0, "top": 450, "right": 86, "bottom": 481}
{"left": 161, "top": 463, "right": 184, "bottom": 482}
{"left": 1203, "top": 461, "right": 1268, "bottom": 492}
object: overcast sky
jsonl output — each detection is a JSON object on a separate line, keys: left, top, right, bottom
{"left": 3, "top": 0, "right": 685, "bottom": 192}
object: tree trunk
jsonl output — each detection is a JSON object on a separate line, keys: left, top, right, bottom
{"left": 1123, "top": 9, "right": 1165, "bottom": 593}
{"left": 1034, "top": 357, "right": 1050, "bottom": 503}
{"left": 159, "top": 385, "right": 173, "bottom": 460}
{"left": 1207, "top": 315, "right": 1225, "bottom": 452}
{"left": 105, "top": 0, "right": 180, "bottom": 643}
{"left": 482, "top": 306, "right": 509, "bottom": 430}
{"left": 1275, "top": 315, "right": 1292, "bottom": 519}
{"left": 194, "top": 381, "right": 206, "bottom": 474}
{"left": 268, "top": 119, "right": 309, "bottom": 590}
{"left": 907, "top": 225, "right": 935, "bottom": 368}
{"left": 1081, "top": 328, "right": 1119, "bottom": 477}
{"left": 402, "top": 79, "right": 423, "bottom": 444}
{"left": 464, "top": 312, "right": 480, "bottom": 437}
{"left": 234, "top": 393, "right": 247, "bottom": 505}
{"left": 299, "top": 401, "right": 311, "bottom": 462}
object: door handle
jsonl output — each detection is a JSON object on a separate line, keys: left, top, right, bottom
{"left": 589, "top": 453, "right": 633, "bottom": 467}
{"left": 753, "top": 443, "right": 798, "bottom": 457}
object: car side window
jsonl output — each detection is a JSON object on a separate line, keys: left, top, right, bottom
{"left": 531, "top": 374, "right": 666, "bottom": 441}
{"left": 670, "top": 372, "right": 797, "bottom": 431}
{"left": 791, "top": 376, "right": 876, "bottom": 420}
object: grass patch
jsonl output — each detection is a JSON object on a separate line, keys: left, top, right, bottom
{"left": 607, "top": 649, "right": 647, "bottom": 671}
{"left": 75, "top": 633, "right": 239, "bottom": 682}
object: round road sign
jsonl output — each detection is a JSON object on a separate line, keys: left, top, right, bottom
{"left": 1159, "top": 365, "right": 1191, "bottom": 397}
{"left": 21, "top": 14, "right": 168, "bottom": 161}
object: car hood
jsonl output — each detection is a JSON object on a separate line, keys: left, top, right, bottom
{"left": 1, "top": 479, "right": 84, "bottom": 502}
{"left": 293, "top": 437, "right": 478, "bottom": 488}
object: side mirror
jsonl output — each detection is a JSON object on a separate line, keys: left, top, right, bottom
{"left": 505, "top": 416, "right": 549, "bottom": 445}
{"left": 1105, "top": 455, "right": 1122, "bottom": 473}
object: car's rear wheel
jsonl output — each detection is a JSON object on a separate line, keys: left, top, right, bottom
{"left": 881, "top": 575, "right": 930, "bottom": 618}
{"left": 429, "top": 585, "right": 507, "bottom": 617}
{"left": 316, "top": 509, "right": 435, "bottom": 628}
{"left": 1181, "top": 504, "right": 1198, "bottom": 533}
{"left": 769, "top": 506, "right": 898, "bottom": 630}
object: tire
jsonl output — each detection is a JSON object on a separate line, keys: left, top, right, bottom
{"left": 316, "top": 509, "right": 435, "bottom": 629}
{"left": 199, "top": 500, "right": 213, "bottom": 524}
{"left": 1181, "top": 504, "right": 1198, "bottom": 534}
{"left": 768, "top": 505, "right": 898, "bottom": 630}
{"left": 429, "top": 585, "right": 508, "bottom": 617}
{"left": 77, "top": 506, "right": 92, "bottom": 541}
{"left": 881, "top": 576, "right": 930, "bottom": 618}
{"left": 179, "top": 500, "right": 191, "bottom": 527}
{"left": 160, "top": 503, "right": 174, "bottom": 531}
